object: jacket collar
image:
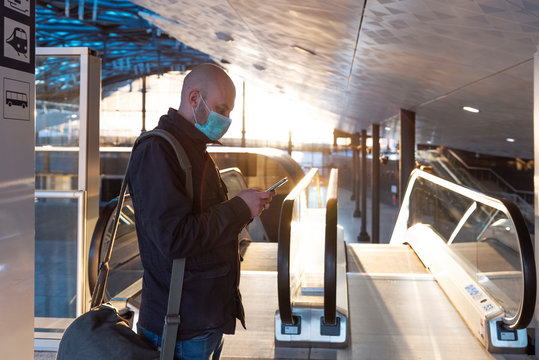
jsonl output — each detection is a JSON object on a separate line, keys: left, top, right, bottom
{"left": 157, "top": 108, "right": 220, "bottom": 152}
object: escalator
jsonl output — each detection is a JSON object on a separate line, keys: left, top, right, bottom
{"left": 269, "top": 168, "right": 535, "bottom": 357}
{"left": 88, "top": 166, "right": 536, "bottom": 358}
{"left": 390, "top": 169, "right": 535, "bottom": 353}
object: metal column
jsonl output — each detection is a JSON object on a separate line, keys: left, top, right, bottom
{"left": 533, "top": 45, "right": 539, "bottom": 356}
{"left": 399, "top": 109, "right": 415, "bottom": 205}
{"left": 371, "top": 124, "right": 380, "bottom": 243}
{"left": 0, "top": 1, "right": 36, "bottom": 356}
{"left": 288, "top": 129, "right": 293, "bottom": 156}
{"left": 351, "top": 135, "right": 357, "bottom": 201}
{"left": 352, "top": 133, "right": 361, "bottom": 217}
{"left": 241, "top": 81, "right": 246, "bottom": 147}
{"left": 358, "top": 129, "right": 370, "bottom": 242}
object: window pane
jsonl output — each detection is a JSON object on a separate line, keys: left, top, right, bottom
{"left": 35, "top": 197, "right": 78, "bottom": 318}
{"left": 35, "top": 55, "right": 80, "bottom": 190}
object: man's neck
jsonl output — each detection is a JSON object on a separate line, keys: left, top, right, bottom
{"left": 177, "top": 107, "right": 195, "bottom": 125}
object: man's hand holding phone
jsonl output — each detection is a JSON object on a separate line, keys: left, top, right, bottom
{"left": 237, "top": 189, "right": 274, "bottom": 218}
{"left": 237, "top": 178, "right": 286, "bottom": 218}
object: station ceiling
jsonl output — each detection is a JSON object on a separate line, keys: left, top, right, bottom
{"left": 37, "top": 0, "right": 539, "bottom": 158}
{"left": 36, "top": 0, "right": 214, "bottom": 97}
{"left": 129, "top": 0, "right": 539, "bottom": 159}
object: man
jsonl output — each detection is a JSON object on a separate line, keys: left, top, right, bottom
{"left": 127, "top": 63, "right": 274, "bottom": 359}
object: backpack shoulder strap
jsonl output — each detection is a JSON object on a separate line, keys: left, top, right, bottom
{"left": 134, "top": 129, "right": 191, "bottom": 360}
{"left": 135, "top": 129, "right": 193, "bottom": 200}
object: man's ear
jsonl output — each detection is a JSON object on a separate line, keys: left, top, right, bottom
{"left": 188, "top": 89, "right": 201, "bottom": 109}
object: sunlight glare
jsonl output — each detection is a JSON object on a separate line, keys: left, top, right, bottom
{"left": 101, "top": 71, "right": 335, "bottom": 145}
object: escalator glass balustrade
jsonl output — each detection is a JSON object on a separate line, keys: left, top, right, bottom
{"left": 391, "top": 169, "right": 536, "bottom": 353}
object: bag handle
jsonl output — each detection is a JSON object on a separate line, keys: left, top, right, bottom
{"left": 89, "top": 129, "right": 193, "bottom": 360}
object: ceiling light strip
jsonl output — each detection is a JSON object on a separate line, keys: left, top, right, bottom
{"left": 463, "top": 106, "right": 479, "bottom": 113}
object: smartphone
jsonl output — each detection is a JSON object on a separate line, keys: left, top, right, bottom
{"left": 266, "top": 177, "right": 288, "bottom": 192}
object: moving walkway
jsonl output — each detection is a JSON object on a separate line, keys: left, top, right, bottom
{"left": 89, "top": 166, "right": 536, "bottom": 358}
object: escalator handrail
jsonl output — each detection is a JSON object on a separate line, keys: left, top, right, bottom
{"left": 88, "top": 195, "right": 132, "bottom": 294}
{"left": 219, "top": 167, "right": 244, "bottom": 178}
{"left": 323, "top": 169, "right": 338, "bottom": 325}
{"left": 498, "top": 198, "right": 536, "bottom": 329}
{"left": 399, "top": 169, "right": 536, "bottom": 329}
{"left": 277, "top": 168, "right": 319, "bottom": 325}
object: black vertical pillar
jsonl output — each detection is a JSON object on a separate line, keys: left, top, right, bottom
{"left": 288, "top": 129, "right": 293, "bottom": 156}
{"left": 399, "top": 109, "right": 415, "bottom": 205}
{"left": 241, "top": 81, "right": 246, "bottom": 147}
{"left": 358, "top": 129, "right": 370, "bottom": 242}
{"left": 352, "top": 133, "right": 361, "bottom": 217}
{"left": 350, "top": 137, "right": 357, "bottom": 201}
{"left": 141, "top": 76, "right": 147, "bottom": 133}
{"left": 372, "top": 124, "right": 380, "bottom": 243}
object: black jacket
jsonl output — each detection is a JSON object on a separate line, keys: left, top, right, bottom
{"left": 126, "top": 108, "right": 252, "bottom": 340}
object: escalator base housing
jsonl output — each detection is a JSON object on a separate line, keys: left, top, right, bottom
{"left": 487, "top": 318, "right": 528, "bottom": 354}
{"left": 274, "top": 309, "right": 348, "bottom": 348}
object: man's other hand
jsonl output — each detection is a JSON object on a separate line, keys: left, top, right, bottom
{"left": 237, "top": 189, "right": 275, "bottom": 218}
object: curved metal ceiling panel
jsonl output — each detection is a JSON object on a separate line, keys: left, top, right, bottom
{"left": 37, "top": 0, "right": 539, "bottom": 158}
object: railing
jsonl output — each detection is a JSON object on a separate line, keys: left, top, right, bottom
{"left": 443, "top": 148, "right": 534, "bottom": 204}
{"left": 391, "top": 169, "right": 535, "bottom": 350}
{"left": 88, "top": 195, "right": 139, "bottom": 299}
{"left": 323, "top": 169, "right": 338, "bottom": 325}
{"left": 276, "top": 167, "right": 347, "bottom": 346}
{"left": 277, "top": 168, "right": 320, "bottom": 325}
{"left": 420, "top": 149, "right": 534, "bottom": 235}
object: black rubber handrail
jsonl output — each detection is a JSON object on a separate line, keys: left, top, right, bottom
{"left": 277, "top": 168, "right": 319, "bottom": 325}
{"left": 88, "top": 196, "right": 131, "bottom": 294}
{"left": 498, "top": 199, "right": 536, "bottom": 329}
{"left": 323, "top": 169, "right": 338, "bottom": 325}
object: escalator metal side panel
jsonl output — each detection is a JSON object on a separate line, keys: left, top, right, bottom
{"left": 402, "top": 224, "right": 528, "bottom": 353}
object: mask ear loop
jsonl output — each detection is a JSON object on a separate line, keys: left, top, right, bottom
{"left": 200, "top": 95, "right": 211, "bottom": 112}
{"left": 191, "top": 106, "right": 199, "bottom": 125}
{"left": 191, "top": 93, "right": 205, "bottom": 125}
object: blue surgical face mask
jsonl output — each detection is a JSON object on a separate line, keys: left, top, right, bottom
{"left": 192, "top": 96, "right": 232, "bottom": 141}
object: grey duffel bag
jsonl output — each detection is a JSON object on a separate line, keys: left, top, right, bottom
{"left": 57, "top": 304, "right": 159, "bottom": 360}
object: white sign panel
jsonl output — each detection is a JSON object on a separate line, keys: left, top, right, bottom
{"left": 3, "top": 77, "right": 30, "bottom": 120}
{"left": 4, "top": 0, "right": 30, "bottom": 16}
{"left": 4, "top": 16, "right": 30, "bottom": 63}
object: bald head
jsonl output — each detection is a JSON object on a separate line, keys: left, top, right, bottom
{"left": 178, "top": 63, "right": 236, "bottom": 125}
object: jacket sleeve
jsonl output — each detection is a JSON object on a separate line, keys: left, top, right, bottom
{"left": 127, "top": 138, "right": 252, "bottom": 261}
